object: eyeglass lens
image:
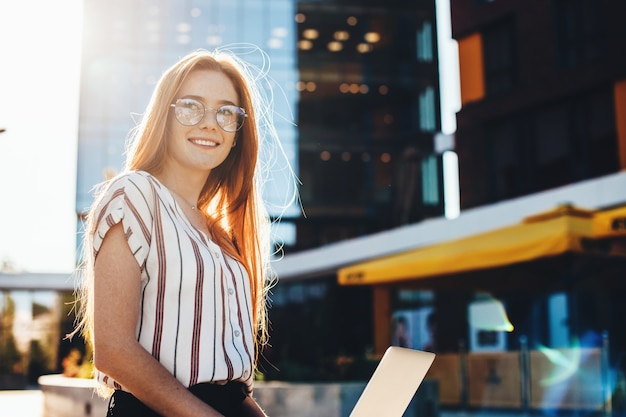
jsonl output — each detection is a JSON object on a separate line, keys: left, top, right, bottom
{"left": 172, "top": 98, "right": 246, "bottom": 132}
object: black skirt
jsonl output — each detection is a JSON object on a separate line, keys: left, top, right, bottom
{"left": 106, "top": 381, "right": 248, "bottom": 417}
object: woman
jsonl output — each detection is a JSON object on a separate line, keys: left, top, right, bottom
{"left": 74, "top": 49, "right": 284, "bottom": 416}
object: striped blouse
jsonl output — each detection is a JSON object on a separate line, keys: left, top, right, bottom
{"left": 91, "top": 170, "right": 255, "bottom": 392}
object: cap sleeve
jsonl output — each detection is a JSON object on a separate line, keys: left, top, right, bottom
{"left": 91, "top": 172, "right": 154, "bottom": 270}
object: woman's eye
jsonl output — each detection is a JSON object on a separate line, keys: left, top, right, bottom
{"left": 220, "top": 107, "right": 234, "bottom": 116}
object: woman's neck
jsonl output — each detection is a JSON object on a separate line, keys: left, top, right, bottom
{"left": 154, "top": 169, "right": 208, "bottom": 210}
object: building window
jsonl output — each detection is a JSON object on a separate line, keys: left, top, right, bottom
{"left": 419, "top": 86, "right": 436, "bottom": 132}
{"left": 421, "top": 154, "right": 440, "bottom": 205}
{"left": 486, "top": 117, "right": 528, "bottom": 201}
{"left": 299, "top": 149, "right": 367, "bottom": 205}
{"left": 486, "top": 87, "right": 619, "bottom": 203}
{"left": 416, "top": 21, "right": 433, "bottom": 62}
{"left": 482, "top": 17, "right": 517, "bottom": 95}
{"left": 553, "top": 0, "right": 607, "bottom": 69}
{"left": 532, "top": 89, "right": 618, "bottom": 189}
{"left": 532, "top": 103, "right": 572, "bottom": 191}
{"left": 572, "top": 88, "right": 619, "bottom": 178}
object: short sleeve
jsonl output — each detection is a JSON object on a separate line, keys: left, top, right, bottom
{"left": 91, "top": 172, "right": 155, "bottom": 270}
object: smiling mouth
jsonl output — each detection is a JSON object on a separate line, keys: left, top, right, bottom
{"left": 190, "top": 138, "right": 218, "bottom": 147}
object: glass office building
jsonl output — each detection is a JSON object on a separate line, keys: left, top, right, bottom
{"left": 75, "top": 0, "right": 442, "bottom": 254}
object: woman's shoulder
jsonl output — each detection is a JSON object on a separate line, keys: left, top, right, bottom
{"left": 108, "top": 170, "right": 153, "bottom": 187}
{"left": 92, "top": 171, "right": 163, "bottom": 212}
{"left": 90, "top": 171, "right": 157, "bottom": 257}
{"left": 103, "top": 170, "right": 162, "bottom": 195}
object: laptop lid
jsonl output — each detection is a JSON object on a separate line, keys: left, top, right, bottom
{"left": 350, "top": 346, "right": 435, "bottom": 417}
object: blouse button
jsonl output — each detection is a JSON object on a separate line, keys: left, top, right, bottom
{"left": 234, "top": 330, "right": 241, "bottom": 337}
{"left": 228, "top": 288, "right": 234, "bottom": 295}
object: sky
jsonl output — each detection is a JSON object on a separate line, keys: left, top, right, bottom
{"left": 0, "top": 0, "right": 459, "bottom": 274}
{"left": 0, "top": 0, "right": 83, "bottom": 273}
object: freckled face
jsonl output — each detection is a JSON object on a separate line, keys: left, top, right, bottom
{"left": 164, "top": 70, "right": 240, "bottom": 176}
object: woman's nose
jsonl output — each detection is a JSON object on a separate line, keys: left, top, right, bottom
{"left": 198, "top": 108, "right": 220, "bottom": 129}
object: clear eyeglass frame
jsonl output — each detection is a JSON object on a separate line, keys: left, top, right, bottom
{"left": 170, "top": 97, "right": 247, "bottom": 132}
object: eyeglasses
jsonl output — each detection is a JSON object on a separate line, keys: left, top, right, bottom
{"left": 170, "top": 98, "right": 247, "bottom": 132}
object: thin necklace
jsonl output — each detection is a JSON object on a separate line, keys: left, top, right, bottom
{"left": 186, "top": 200, "right": 198, "bottom": 210}
{"left": 170, "top": 189, "right": 197, "bottom": 211}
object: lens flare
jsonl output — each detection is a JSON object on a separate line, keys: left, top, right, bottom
{"left": 533, "top": 335, "right": 607, "bottom": 410}
{"left": 536, "top": 334, "right": 601, "bottom": 387}
{"left": 536, "top": 345, "right": 581, "bottom": 385}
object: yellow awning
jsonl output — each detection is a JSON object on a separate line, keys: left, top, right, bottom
{"left": 338, "top": 205, "right": 611, "bottom": 286}
{"left": 592, "top": 205, "right": 626, "bottom": 239}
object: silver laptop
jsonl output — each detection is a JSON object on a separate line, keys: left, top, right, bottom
{"left": 350, "top": 346, "right": 436, "bottom": 417}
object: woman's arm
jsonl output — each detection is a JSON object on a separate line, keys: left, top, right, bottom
{"left": 94, "top": 223, "right": 224, "bottom": 417}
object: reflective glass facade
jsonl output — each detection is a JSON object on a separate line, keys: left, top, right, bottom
{"left": 294, "top": 2, "right": 442, "bottom": 249}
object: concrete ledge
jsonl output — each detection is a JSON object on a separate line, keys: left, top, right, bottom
{"left": 258, "top": 380, "right": 438, "bottom": 417}
{"left": 38, "top": 375, "right": 438, "bottom": 417}
{"left": 38, "top": 375, "right": 108, "bottom": 417}
{"left": 254, "top": 381, "right": 367, "bottom": 417}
